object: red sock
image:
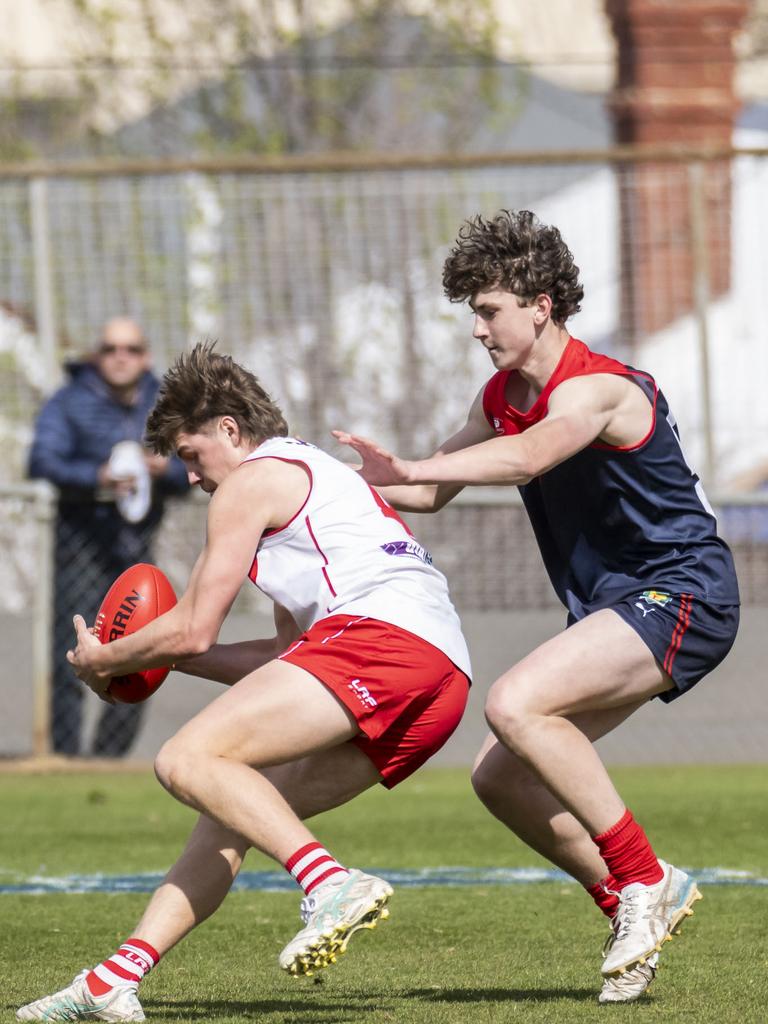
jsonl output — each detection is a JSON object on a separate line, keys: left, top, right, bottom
{"left": 586, "top": 874, "right": 621, "bottom": 918}
{"left": 85, "top": 938, "right": 160, "bottom": 996}
{"left": 593, "top": 809, "right": 664, "bottom": 890}
{"left": 284, "top": 841, "right": 349, "bottom": 895}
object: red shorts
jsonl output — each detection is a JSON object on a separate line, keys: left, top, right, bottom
{"left": 279, "top": 615, "right": 470, "bottom": 788}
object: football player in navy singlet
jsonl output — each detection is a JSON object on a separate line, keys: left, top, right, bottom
{"left": 334, "top": 210, "right": 740, "bottom": 1004}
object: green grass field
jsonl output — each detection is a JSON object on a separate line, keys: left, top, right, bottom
{"left": 2, "top": 765, "right": 767, "bottom": 1023}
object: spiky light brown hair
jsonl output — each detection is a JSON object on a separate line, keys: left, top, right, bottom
{"left": 145, "top": 341, "right": 288, "bottom": 454}
{"left": 442, "top": 209, "right": 583, "bottom": 325}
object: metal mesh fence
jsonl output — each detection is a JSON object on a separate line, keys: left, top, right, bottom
{"left": 0, "top": 149, "right": 766, "bottom": 758}
{"left": 1, "top": 147, "right": 767, "bottom": 484}
{"left": 48, "top": 515, "right": 160, "bottom": 757}
{"left": 3, "top": 486, "right": 766, "bottom": 616}
{"left": 0, "top": 485, "right": 764, "bottom": 760}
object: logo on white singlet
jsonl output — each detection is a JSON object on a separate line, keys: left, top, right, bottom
{"left": 380, "top": 539, "right": 433, "bottom": 564}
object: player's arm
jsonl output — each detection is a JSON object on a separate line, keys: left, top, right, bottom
{"left": 333, "top": 386, "right": 496, "bottom": 512}
{"left": 176, "top": 603, "right": 302, "bottom": 685}
{"left": 67, "top": 460, "right": 307, "bottom": 692}
{"left": 336, "top": 376, "right": 624, "bottom": 489}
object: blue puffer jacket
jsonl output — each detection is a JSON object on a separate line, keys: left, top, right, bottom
{"left": 28, "top": 361, "right": 189, "bottom": 520}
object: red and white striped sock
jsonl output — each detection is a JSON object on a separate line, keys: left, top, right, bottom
{"left": 84, "top": 938, "right": 160, "bottom": 996}
{"left": 284, "top": 841, "right": 350, "bottom": 895}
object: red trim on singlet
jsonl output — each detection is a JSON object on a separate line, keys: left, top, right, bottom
{"left": 245, "top": 456, "right": 313, "bottom": 535}
{"left": 305, "top": 513, "right": 338, "bottom": 597}
{"left": 590, "top": 375, "right": 658, "bottom": 452}
{"left": 243, "top": 455, "right": 312, "bottom": 584}
{"left": 368, "top": 483, "right": 413, "bottom": 536}
{"left": 482, "top": 337, "right": 573, "bottom": 433}
{"left": 663, "top": 593, "right": 693, "bottom": 675}
{"left": 482, "top": 337, "right": 658, "bottom": 452}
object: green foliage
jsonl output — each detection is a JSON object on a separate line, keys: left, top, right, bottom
{"left": 11, "top": 0, "right": 511, "bottom": 159}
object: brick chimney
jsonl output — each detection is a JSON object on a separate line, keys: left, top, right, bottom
{"left": 605, "top": 0, "right": 748, "bottom": 339}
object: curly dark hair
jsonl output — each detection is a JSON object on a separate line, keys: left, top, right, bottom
{"left": 442, "top": 210, "right": 583, "bottom": 325}
{"left": 145, "top": 341, "right": 288, "bottom": 454}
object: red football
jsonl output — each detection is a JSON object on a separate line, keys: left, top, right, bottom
{"left": 94, "top": 563, "right": 178, "bottom": 703}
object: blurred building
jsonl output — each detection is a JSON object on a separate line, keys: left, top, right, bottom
{"left": 1, "top": 1, "right": 767, "bottom": 160}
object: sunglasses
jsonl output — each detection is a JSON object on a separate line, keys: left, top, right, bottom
{"left": 99, "top": 342, "right": 147, "bottom": 356}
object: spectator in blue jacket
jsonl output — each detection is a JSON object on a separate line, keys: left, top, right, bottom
{"left": 28, "top": 317, "right": 189, "bottom": 757}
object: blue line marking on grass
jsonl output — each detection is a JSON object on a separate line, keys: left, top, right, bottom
{"left": 1, "top": 866, "right": 767, "bottom": 895}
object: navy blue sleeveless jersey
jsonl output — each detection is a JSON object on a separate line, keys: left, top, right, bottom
{"left": 482, "top": 337, "right": 740, "bottom": 619}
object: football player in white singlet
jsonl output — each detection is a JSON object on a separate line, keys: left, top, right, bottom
{"left": 17, "top": 343, "right": 471, "bottom": 1024}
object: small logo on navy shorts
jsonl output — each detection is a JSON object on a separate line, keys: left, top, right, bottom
{"left": 635, "top": 589, "right": 672, "bottom": 617}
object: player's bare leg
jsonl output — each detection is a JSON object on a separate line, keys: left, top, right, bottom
{"left": 473, "top": 713, "right": 660, "bottom": 1004}
{"left": 483, "top": 610, "right": 673, "bottom": 833}
{"left": 136, "top": 742, "right": 386, "bottom": 959}
{"left": 152, "top": 669, "right": 394, "bottom": 977}
{"left": 480, "top": 609, "right": 700, "bottom": 991}
{"left": 472, "top": 697, "right": 646, "bottom": 889}
{"left": 129, "top": 814, "right": 249, "bottom": 955}
{"left": 16, "top": 743, "right": 386, "bottom": 1021}
{"left": 153, "top": 661, "right": 365, "bottom": 853}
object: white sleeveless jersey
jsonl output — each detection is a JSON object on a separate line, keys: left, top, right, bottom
{"left": 244, "top": 437, "right": 471, "bottom": 678}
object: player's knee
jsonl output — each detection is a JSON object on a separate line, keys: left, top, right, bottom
{"left": 471, "top": 758, "right": 506, "bottom": 810}
{"left": 484, "top": 681, "right": 533, "bottom": 751}
{"left": 154, "top": 736, "right": 198, "bottom": 800}
{"left": 471, "top": 751, "right": 532, "bottom": 813}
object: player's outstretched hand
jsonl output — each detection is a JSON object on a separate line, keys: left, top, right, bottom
{"left": 332, "top": 430, "right": 414, "bottom": 486}
{"left": 67, "top": 614, "right": 114, "bottom": 703}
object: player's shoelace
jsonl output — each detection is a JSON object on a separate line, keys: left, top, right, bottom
{"left": 613, "top": 889, "right": 645, "bottom": 939}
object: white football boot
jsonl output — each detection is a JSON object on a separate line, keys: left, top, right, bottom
{"left": 17, "top": 969, "right": 145, "bottom": 1022}
{"left": 279, "top": 869, "right": 393, "bottom": 977}
{"left": 601, "top": 860, "right": 702, "bottom": 976}
{"left": 599, "top": 952, "right": 659, "bottom": 1003}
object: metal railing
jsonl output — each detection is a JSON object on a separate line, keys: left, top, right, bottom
{"left": 1, "top": 480, "right": 765, "bottom": 758}
{"left": 1, "top": 144, "right": 767, "bottom": 489}
{"left": 1, "top": 143, "right": 767, "bottom": 757}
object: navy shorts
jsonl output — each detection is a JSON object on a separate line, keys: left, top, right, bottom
{"left": 608, "top": 591, "right": 740, "bottom": 702}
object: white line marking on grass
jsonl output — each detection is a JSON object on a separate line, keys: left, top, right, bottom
{"left": 1, "top": 866, "right": 766, "bottom": 895}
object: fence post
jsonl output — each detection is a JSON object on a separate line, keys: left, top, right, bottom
{"left": 29, "top": 176, "right": 61, "bottom": 394}
{"left": 185, "top": 172, "right": 223, "bottom": 345}
{"left": 688, "top": 160, "right": 716, "bottom": 487}
{"left": 30, "top": 479, "right": 56, "bottom": 757}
